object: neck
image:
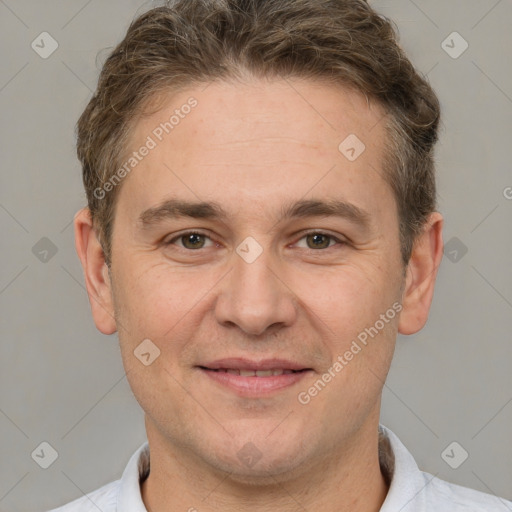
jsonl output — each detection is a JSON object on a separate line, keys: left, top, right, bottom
{"left": 141, "top": 417, "right": 389, "bottom": 512}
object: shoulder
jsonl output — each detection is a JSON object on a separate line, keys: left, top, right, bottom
{"left": 420, "top": 470, "right": 512, "bottom": 511}
{"left": 378, "top": 425, "right": 511, "bottom": 511}
{"left": 45, "top": 478, "right": 120, "bottom": 512}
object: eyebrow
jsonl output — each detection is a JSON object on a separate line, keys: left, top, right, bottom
{"left": 138, "top": 197, "right": 372, "bottom": 232}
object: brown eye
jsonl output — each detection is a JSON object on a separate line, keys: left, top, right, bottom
{"left": 166, "top": 231, "right": 214, "bottom": 250}
{"left": 305, "top": 233, "right": 333, "bottom": 249}
{"left": 181, "top": 233, "right": 206, "bottom": 249}
{"left": 296, "top": 231, "right": 345, "bottom": 251}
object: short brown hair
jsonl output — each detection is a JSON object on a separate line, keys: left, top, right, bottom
{"left": 77, "top": 0, "right": 440, "bottom": 266}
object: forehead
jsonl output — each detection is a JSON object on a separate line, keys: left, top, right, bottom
{"left": 118, "top": 78, "right": 394, "bottom": 226}
{"left": 135, "top": 79, "right": 385, "bottom": 153}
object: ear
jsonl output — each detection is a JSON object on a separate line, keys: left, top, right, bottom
{"left": 398, "top": 212, "right": 444, "bottom": 335}
{"left": 74, "top": 208, "right": 117, "bottom": 335}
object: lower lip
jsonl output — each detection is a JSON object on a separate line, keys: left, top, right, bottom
{"left": 199, "top": 368, "right": 311, "bottom": 396}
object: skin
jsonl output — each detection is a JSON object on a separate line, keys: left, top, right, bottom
{"left": 75, "top": 78, "right": 443, "bottom": 512}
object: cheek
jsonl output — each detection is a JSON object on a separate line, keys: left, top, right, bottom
{"left": 292, "top": 263, "right": 400, "bottom": 382}
{"left": 112, "top": 260, "right": 212, "bottom": 338}
{"left": 293, "top": 262, "right": 398, "bottom": 327}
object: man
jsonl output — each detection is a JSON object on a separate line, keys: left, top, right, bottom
{"left": 49, "top": 0, "right": 511, "bottom": 510}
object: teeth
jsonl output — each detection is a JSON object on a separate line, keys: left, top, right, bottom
{"left": 213, "top": 368, "right": 299, "bottom": 376}
{"left": 255, "top": 370, "right": 273, "bottom": 377}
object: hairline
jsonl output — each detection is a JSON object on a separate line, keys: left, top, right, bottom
{"left": 96, "top": 75, "right": 412, "bottom": 264}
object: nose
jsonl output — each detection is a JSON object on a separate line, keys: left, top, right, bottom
{"left": 214, "top": 243, "right": 298, "bottom": 336}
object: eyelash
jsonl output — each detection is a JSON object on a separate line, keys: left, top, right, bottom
{"left": 164, "top": 230, "right": 347, "bottom": 252}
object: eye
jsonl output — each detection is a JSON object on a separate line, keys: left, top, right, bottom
{"left": 164, "top": 230, "right": 346, "bottom": 252}
{"left": 295, "top": 231, "right": 346, "bottom": 250}
{"left": 166, "top": 231, "right": 215, "bottom": 250}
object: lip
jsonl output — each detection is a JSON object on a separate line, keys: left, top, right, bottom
{"left": 199, "top": 357, "right": 311, "bottom": 372}
{"left": 197, "top": 358, "right": 313, "bottom": 397}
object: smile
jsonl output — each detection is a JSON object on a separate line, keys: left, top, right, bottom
{"left": 205, "top": 368, "right": 304, "bottom": 376}
{"left": 198, "top": 366, "right": 312, "bottom": 396}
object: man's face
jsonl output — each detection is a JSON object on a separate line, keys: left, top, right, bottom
{"left": 103, "top": 79, "right": 406, "bottom": 479}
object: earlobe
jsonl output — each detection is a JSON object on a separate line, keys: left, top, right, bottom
{"left": 398, "top": 212, "right": 444, "bottom": 335}
{"left": 74, "top": 208, "right": 117, "bottom": 335}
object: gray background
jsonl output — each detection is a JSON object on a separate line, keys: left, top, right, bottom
{"left": 1, "top": 1, "right": 511, "bottom": 510}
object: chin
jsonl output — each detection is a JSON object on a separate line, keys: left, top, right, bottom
{"left": 198, "top": 429, "right": 313, "bottom": 484}
{"left": 211, "top": 454, "right": 310, "bottom": 486}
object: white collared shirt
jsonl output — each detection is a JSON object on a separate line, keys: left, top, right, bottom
{"left": 48, "top": 424, "right": 512, "bottom": 511}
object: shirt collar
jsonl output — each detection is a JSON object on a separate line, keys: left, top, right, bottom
{"left": 378, "top": 424, "right": 428, "bottom": 511}
{"left": 117, "top": 440, "right": 150, "bottom": 511}
{"left": 116, "top": 424, "right": 426, "bottom": 511}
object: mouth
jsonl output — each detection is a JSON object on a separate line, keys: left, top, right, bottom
{"left": 199, "top": 367, "right": 307, "bottom": 376}
{"left": 196, "top": 358, "right": 313, "bottom": 396}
